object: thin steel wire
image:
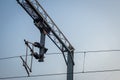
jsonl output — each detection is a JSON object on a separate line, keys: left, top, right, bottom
{"left": 1, "top": 69, "right": 120, "bottom": 79}
{"left": 1, "top": 49, "right": 120, "bottom": 60}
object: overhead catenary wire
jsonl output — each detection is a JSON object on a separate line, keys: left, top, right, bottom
{"left": 0, "top": 55, "right": 25, "bottom": 60}
{"left": 1, "top": 69, "right": 120, "bottom": 79}
{"left": 1, "top": 49, "right": 120, "bottom": 60}
{"left": 0, "top": 49, "right": 120, "bottom": 79}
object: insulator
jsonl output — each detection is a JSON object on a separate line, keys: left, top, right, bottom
{"left": 44, "top": 48, "right": 48, "bottom": 54}
{"left": 33, "top": 42, "right": 41, "bottom": 48}
{"left": 33, "top": 52, "right": 39, "bottom": 59}
{"left": 33, "top": 42, "right": 48, "bottom": 54}
{"left": 38, "top": 54, "right": 44, "bottom": 62}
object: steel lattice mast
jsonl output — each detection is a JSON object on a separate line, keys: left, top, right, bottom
{"left": 17, "top": 0, "right": 75, "bottom": 80}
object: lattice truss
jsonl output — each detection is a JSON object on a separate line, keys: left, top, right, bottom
{"left": 17, "top": 0, "right": 75, "bottom": 65}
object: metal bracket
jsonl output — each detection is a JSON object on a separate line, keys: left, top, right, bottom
{"left": 20, "top": 56, "right": 32, "bottom": 76}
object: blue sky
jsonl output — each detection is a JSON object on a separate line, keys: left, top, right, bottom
{"left": 0, "top": 0, "right": 120, "bottom": 80}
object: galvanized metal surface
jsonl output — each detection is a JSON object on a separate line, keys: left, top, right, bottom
{"left": 17, "top": 0, "right": 75, "bottom": 80}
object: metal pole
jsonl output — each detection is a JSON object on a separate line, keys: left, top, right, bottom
{"left": 39, "top": 30, "right": 46, "bottom": 62}
{"left": 67, "top": 51, "right": 74, "bottom": 80}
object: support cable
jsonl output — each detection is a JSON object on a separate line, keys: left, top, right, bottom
{"left": 1, "top": 49, "right": 120, "bottom": 60}
{"left": 1, "top": 69, "right": 120, "bottom": 79}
